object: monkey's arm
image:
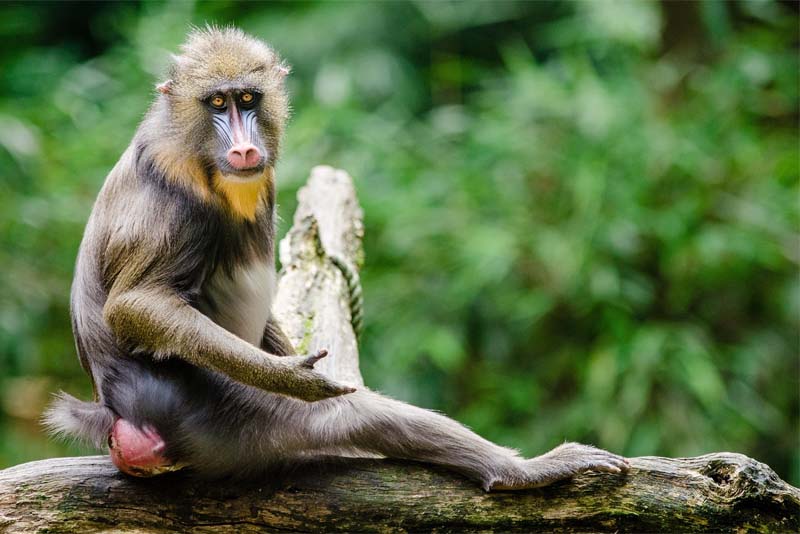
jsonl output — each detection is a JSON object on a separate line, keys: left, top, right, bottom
{"left": 103, "top": 283, "right": 353, "bottom": 402}
{"left": 292, "top": 390, "right": 629, "bottom": 491}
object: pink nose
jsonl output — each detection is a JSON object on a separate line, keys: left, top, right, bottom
{"left": 226, "top": 143, "right": 262, "bottom": 170}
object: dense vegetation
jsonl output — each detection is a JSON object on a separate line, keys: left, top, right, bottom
{"left": 0, "top": 1, "right": 797, "bottom": 485}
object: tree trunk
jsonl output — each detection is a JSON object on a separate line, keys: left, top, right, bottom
{"left": 273, "top": 165, "right": 365, "bottom": 387}
{"left": 0, "top": 166, "right": 797, "bottom": 533}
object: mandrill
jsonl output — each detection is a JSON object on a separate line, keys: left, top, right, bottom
{"left": 46, "top": 27, "right": 629, "bottom": 490}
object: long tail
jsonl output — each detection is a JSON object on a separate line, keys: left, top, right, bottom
{"left": 42, "top": 392, "right": 115, "bottom": 450}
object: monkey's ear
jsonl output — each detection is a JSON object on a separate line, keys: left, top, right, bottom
{"left": 274, "top": 64, "right": 291, "bottom": 78}
{"left": 156, "top": 80, "right": 173, "bottom": 95}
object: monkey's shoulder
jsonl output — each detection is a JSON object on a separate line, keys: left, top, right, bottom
{"left": 85, "top": 160, "right": 272, "bottom": 296}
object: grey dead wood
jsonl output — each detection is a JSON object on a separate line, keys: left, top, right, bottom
{"left": 0, "top": 166, "right": 797, "bottom": 534}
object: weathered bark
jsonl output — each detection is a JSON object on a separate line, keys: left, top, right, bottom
{"left": 1, "top": 453, "right": 798, "bottom": 533}
{"left": 273, "top": 165, "right": 365, "bottom": 387}
{"left": 1, "top": 166, "right": 798, "bottom": 533}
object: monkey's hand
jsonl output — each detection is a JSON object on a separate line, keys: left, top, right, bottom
{"left": 276, "top": 349, "right": 357, "bottom": 402}
{"left": 488, "top": 442, "right": 630, "bottom": 491}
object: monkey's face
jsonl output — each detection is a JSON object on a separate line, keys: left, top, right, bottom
{"left": 159, "top": 28, "right": 290, "bottom": 184}
{"left": 203, "top": 86, "right": 267, "bottom": 180}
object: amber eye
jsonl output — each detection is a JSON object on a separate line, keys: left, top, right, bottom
{"left": 210, "top": 95, "right": 226, "bottom": 109}
{"left": 240, "top": 92, "right": 254, "bottom": 104}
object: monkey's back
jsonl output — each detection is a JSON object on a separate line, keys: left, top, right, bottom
{"left": 69, "top": 147, "right": 142, "bottom": 393}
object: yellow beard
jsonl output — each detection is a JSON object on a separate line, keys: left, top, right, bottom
{"left": 212, "top": 170, "right": 271, "bottom": 221}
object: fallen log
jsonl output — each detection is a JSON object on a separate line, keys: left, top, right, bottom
{"left": 1, "top": 452, "right": 797, "bottom": 533}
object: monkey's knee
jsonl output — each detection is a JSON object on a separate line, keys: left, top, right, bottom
{"left": 108, "top": 418, "right": 182, "bottom": 477}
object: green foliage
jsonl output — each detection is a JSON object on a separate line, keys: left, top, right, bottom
{"left": 0, "top": 1, "right": 797, "bottom": 484}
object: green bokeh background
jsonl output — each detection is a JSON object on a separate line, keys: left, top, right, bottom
{"left": 0, "top": 1, "right": 797, "bottom": 485}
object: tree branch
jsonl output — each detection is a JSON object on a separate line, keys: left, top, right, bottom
{"left": 1, "top": 452, "right": 797, "bottom": 533}
{"left": 0, "top": 166, "right": 797, "bottom": 533}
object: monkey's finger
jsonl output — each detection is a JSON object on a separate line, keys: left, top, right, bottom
{"left": 301, "top": 349, "right": 329, "bottom": 369}
{"left": 319, "top": 381, "right": 357, "bottom": 397}
{"left": 303, "top": 373, "right": 357, "bottom": 401}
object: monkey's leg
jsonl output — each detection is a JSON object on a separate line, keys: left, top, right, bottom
{"left": 300, "top": 390, "right": 629, "bottom": 491}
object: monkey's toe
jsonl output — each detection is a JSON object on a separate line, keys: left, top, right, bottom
{"left": 584, "top": 453, "right": 630, "bottom": 474}
{"left": 109, "top": 418, "right": 180, "bottom": 477}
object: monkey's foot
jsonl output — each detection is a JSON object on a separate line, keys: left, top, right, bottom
{"left": 109, "top": 418, "right": 183, "bottom": 477}
{"left": 488, "top": 443, "right": 630, "bottom": 491}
